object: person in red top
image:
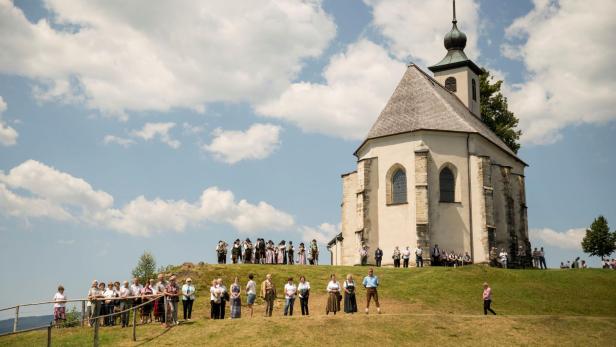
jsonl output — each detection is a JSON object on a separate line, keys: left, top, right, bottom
{"left": 483, "top": 282, "right": 496, "bottom": 315}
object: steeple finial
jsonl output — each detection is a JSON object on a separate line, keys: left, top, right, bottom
{"left": 453, "top": 0, "right": 457, "bottom": 23}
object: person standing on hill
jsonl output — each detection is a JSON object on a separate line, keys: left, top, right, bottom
{"left": 499, "top": 248, "right": 509, "bottom": 269}
{"left": 432, "top": 244, "right": 441, "bottom": 266}
{"left": 164, "top": 275, "right": 180, "bottom": 326}
{"left": 362, "top": 268, "right": 381, "bottom": 314}
{"left": 402, "top": 246, "right": 411, "bottom": 268}
{"left": 298, "top": 243, "right": 307, "bottom": 265}
{"left": 482, "top": 282, "right": 496, "bottom": 315}
{"left": 415, "top": 244, "right": 424, "bottom": 267}
{"left": 539, "top": 247, "right": 547, "bottom": 269}
{"left": 392, "top": 246, "right": 401, "bottom": 268}
{"left": 181, "top": 278, "right": 195, "bottom": 321}
{"left": 374, "top": 247, "right": 383, "bottom": 267}
{"left": 298, "top": 275, "right": 310, "bottom": 316}
{"left": 230, "top": 277, "right": 241, "bottom": 319}
{"left": 326, "top": 274, "right": 341, "bottom": 315}
{"left": 343, "top": 274, "right": 357, "bottom": 314}
{"left": 283, "top": 277, "right": 297, "bottom": 316}
{"left": 53, "top": 285, "right": 67, "bottom": 327}
{"left": 246, "top": 274, "right": 257, "bottom": 318}
{"left": 261, "top": 274, "right": 276, "bottom": 317}
{"left": 360, "top": 245, "right": 368, "bottom": 266}
{"left": 154, "top": 274, "right": 167, "bottom": 324}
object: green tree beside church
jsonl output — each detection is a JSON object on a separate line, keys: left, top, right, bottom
{"left": 479, "top": 68, "right": 522, "bottom": 153}
{"left": 582, "top": 216, "right": 616, "bottom": 260}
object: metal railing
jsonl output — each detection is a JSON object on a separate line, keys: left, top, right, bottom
{"left": 0, "top": 295, "right": 166, "bottom": 346}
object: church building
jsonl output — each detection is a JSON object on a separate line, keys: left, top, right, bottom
{"left": 328, "top": 4, "right": 530, "bottom": 266}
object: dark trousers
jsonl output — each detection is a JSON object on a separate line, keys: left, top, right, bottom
{"left": 104, "top": 303, "right": 115, "bottom": 326}
{"left": 416, "top": 255, "right": 423, "bottom": 267}
{"left": 120, "top": 300, "right": 130, "bottom": 327}
{"left": 361, "top": 256, "right": 367, "bottom": 266}
{"left": 300, "top": 297, "right": 309, "bottom": 315}
{"left": 183, "top": 299, "right": 194, "bottom": 320}
{"left": 219, "top": 300, "right": 226, "bottom": 319}
{"left": 210, "top": 300, "right": 220, "bottom": 319}
{"left": 483, "top": 300, "right": 496, "bottom": 315}
{"left": 403, "top": 258, "right": 409, "bottom": 268}
{"left": 540, "top": 257, "right": 547, "bottom": 269}
{"left": 288, "top": 251, "right": 294, "bottom": 264}
{"left": 394, "top": 259, "right": 400, "bottom": 268}
{"left": 375, "top": 257, "right": 382, "bottom": 267}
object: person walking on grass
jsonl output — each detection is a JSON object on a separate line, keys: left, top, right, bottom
{"left": 362, "top": 268, "right": 381, "bottom": 314}
{"left": 283, "top": 277, "right": 297, "bottom": 316}
{"left": 246, "top": 273, "right": 257, "bottom": 318}
{"left": 483, "top": 282, "right": 496, "bottom": 315}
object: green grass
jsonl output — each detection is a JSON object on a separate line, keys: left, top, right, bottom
{"left": 2, "top": 265, "right": 615, "bottom": 346}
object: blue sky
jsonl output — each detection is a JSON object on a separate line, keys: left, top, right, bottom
{"left": 0, "top": 0, "right": 615, "bottom": 313}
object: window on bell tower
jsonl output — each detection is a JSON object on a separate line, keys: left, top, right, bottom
{"left": 472, "top": 78, "right": 477, "bottom": 101}
{"left": 445, "top": 77, "right": 457, "bottom": 92}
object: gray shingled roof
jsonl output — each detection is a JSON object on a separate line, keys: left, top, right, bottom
{"left": 359, "top": 64, "right": 524, "bottom": 164}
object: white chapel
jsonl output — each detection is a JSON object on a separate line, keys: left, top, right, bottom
{"left": 328, "top": 3, "right": 529, "bottom": 266}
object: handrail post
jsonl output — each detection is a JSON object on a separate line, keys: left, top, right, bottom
{"left": 93, "top": 314, "right": 99, "bottom": 347}
{"left": 164, "top": 296, "right": 168, "bottom": 325}
{"left": 132, "top": 306, "right": 137, "bottom": 341}
{"left": 13, "top": 305, "right": 19, "bottom": 332}
{"left": 81, "top": 300, "right": 86, "bottom": 327}
{"left": 47, "top": 322, "right": 52, "bottom": 347}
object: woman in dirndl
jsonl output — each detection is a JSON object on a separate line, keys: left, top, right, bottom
{"left": 230, "top": 277, "right": 241, "bottom": 319}
{"left": 298, "top": 243, "right": 306, "bottom": 265}
{"left": 343, "top": 274, "right": 358, "bottom": 314}
{"left": 326, "top": 274, "right": 341, "bottom": 315}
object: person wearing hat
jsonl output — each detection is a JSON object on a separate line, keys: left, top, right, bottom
{"left": 483, "top": 282, "right": 496, "bottom": 315}
{"left": 182, "top": 277, "right": 196, "bottom": 320}
{"left": 164, "top": 275, "right": 180, "bottom": 326}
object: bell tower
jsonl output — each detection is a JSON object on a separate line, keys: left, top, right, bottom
{"left": 428, "top": 0, "right": 482, "bottom": 117}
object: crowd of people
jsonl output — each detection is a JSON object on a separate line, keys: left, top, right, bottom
{"left": 602, "top": 258, "right": 616, "bottom": 269}
{"left": 359, "top": 244, "right": 472, "bottom": 268}
{"left": 60, "top": 274, "right": 196, "bottom": 328}
{"left": 207, "top": 269, "right": 381, "bottom": 319}
{"left": 215, "top": 239, "right": 320, "bottom": 265}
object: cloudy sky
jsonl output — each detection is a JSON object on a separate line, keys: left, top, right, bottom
{"left": 1, "top": 0, "right": 615, "bottom": 312}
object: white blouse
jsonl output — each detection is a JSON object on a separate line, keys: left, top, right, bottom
{"left": 327, "top": 280, "right": 340, "bottom": 292}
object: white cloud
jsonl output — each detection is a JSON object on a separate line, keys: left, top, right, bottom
{"left": 529, "top": 227, "right": 586, "bottom": 250}
{"left": 203, "top": 123, "right": 281, "bottom": 164}
{"left": 0, "top": 96, "right": 18, "bottom": 146}
{"left": 182, "top": 122, "right": 205, "bottom": 135}
{"left": 131, "top": 122, "right": 180, "bottom": 149}
{"left": 298, "top": 222, "right": 340, "bottom": 244}
{"left": 0, "top": 160, "right": 295, "bottom": 236}
{"left": 0, "top": 0, "right": 335, "bottom": 116}
{"left": 103, "top": 135, "right": 135, "bottom": 147}
{"left": 257, "top": 40, "right": 405, "bottom": 140}
{"left": 365, "top": 0, "right": 480, "bottom": 65}
{"left": 502, "top": 0, "right": 616, "bottom": 144}
{"left": 0, "top": 160, "right": 113, "bottom": 212}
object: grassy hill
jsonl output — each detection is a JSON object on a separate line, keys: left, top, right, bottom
{"left": 1, "top": 264, "right": 615, "bottom": 346}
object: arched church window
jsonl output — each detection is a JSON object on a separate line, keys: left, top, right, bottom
{"left": 472, "top": 79, "right": 477, "bottom": 101}
{"left": 391, "top": 169, "right": 407, "bottom": 204}
{"left": 445, "top": 77, "right": 457, "bottom": 92}
{"left": 440, "top": 167, "right": 455, "bottom": 202}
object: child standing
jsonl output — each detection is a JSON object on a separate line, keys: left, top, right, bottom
{"left": 53, "top": 285, "right": 67, "bottom": 326}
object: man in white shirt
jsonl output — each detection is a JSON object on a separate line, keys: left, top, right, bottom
{"left": 119, "top": 281, "right": 130, "bottom": 328}
{"left": 402, "top": 247, "right": 411, "bottom": 268}
{"left": 415, "top": 245, "right": 423, "bottom": 267}
{"left": 499, "top": 249, "right": 508, "bottom": 269}
{"left": 283, "top": 277, "right": 297, "bottom": 316}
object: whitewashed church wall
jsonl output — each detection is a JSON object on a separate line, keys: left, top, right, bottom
{"left": 340, "top": 171, "right": 359, "bottom": 265}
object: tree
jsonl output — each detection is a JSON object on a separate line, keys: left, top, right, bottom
{"left": 582, "top": 215, "right": 616, "bottom": 259}
{"left": 132, "top": 251, "right": 157, "bottom": 283}
{"left": 480, "top": 68, "right": 522, "bottom": 153}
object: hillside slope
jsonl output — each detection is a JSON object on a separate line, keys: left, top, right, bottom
{"left": 1, "top": 265, "right": 615, "bottom": 346}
